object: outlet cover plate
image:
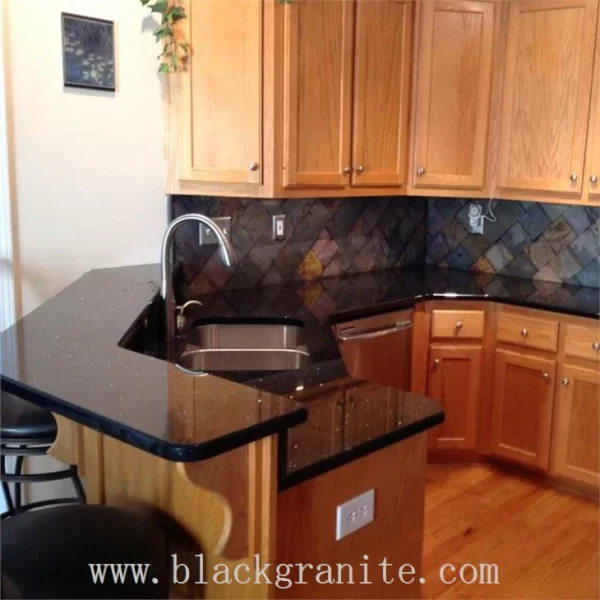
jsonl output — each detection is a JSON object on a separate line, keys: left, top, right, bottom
{"left": 199, "top": 216, "right": 232, "bottom": 246}
{"left": 335, "top": 488, "right": 375, "bottom": 541}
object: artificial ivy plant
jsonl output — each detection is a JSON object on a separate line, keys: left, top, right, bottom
{"left": 140, "top": 0, "right": 189, "bottom": 72}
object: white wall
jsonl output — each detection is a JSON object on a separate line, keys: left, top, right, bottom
{"left": 4, "top": 0, "right": 167, "bottom": 507}
{"left": 7, "top": 0, "right": 166, "bottom": 317}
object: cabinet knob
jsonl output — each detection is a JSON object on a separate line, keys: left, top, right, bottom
{"left": 542, "top": 372, "right": 550, "bottom": 381}
{"left": 590, "top": 174, "right": 598, "bottom": 185}
{"left": 570, "top": 173, "right": 578, "bottom": 182}
{"left": 356, "top": 165, "right": 365, "bottom": 174}
{"left": 521, "top": 328, "right": 528, "bottom": 337}
{"left": 343, "top": 166, "right": 353, "bottom": 175}
{"left": 433, "top": 359, "right": 440, "bottom": 367}
{"left": 455, "top": 321, "right": 463, "bottom": 330}
{"left": 248, "top": 162, "right": 260, "bottom": 172}
{"left": 417, "top": 167, "right": 425, "bottom": 176}
{"left": 561, "top": 377, "right": 570, "bottom": 386}
{"left": 592, "top": 341, "right": 600, "bottom": 351}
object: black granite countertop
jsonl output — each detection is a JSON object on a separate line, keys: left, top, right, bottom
{"left": 1, "top": 264, "right": 597, "bottom": 488}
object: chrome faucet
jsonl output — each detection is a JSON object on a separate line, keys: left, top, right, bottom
{"left": 160, "top": 214, "right": 237, "bottom": 341}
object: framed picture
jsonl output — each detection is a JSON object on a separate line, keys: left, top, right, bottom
{"left": 61, "top": 13, "right": 115, "bottom": 91}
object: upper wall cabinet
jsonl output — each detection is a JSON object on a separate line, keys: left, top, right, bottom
{"left": 174, "top": 0, "right": 262, "bottom": 188}
{"left": 585, "top": 14, "right": 600, "bottom": 200}
{"left": 166, "top": 0, "right": 415, "bottom": 198}
{"left": 410, "top": 0, "right": 497, "bottom": 193}
{"left": 282, "top": 0, "right": 354, "bottom": 188}
{"left": 281, "top": 0, "right": 415, "bottom": 192}
{"left": 497, "top": 0, "right": 599, "bottom": 198}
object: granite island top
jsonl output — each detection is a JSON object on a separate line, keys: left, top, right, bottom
{"left": 1, "top": 264, "right": 597, "bottom": 488}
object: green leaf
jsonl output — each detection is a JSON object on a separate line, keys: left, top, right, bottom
{"left": 159, "top": 62, "right": 171, "bottom": 73}
{"left": 150, "top": 0, "right": 168, "bottom": 13}
{"left": 153, "top": 24, "right": 174, "bottom": 39}
{"left": 140, "top": 0, "right": 152, "bottom": 6}
{"left": 170, "top": 6, "right": 186, "bottom": 20}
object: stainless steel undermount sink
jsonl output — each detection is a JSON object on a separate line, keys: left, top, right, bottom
{"left": 176, "top": 322, "right": 310, "bottom": 373}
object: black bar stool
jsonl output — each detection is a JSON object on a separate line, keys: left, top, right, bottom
{"left": 1, "top": 504, "right": 172, "bottom": 599}
{"left": 1, "top": 391, "right": 86, "bottom": 518}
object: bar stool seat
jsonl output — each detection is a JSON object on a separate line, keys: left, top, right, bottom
{"left": 1, "top": 391, "right": 86, "bottom": 517}
{"left": 1, "top": 504, "right": 170, "bottom": 599}
{"left": 1, "top": 393, "right": 57, "bottom": 440}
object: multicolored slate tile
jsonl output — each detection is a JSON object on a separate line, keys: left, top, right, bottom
{"left": 173, "top": 196, "right": 428, "bottom": 292}
{"left": 426, "top": 199, "right": 599, "bottom": 288}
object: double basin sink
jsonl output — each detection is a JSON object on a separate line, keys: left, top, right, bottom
{"left": 176, "top": 321, "right": 310, "bottom": 374}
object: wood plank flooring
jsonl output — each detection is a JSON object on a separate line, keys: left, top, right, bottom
{"left": 422, "top": 464, "right": 600, "bottom": 599}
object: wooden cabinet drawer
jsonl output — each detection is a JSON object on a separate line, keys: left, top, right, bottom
{"left": 431, "top": 310, "right": 485, "bottom": 340}
{"left": 497, "top": 312, "right": 559, "bottom": 353}
{"left": 564, "top": 323, "right": 600, "bottom": 362}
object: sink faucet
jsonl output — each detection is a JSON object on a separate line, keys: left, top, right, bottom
{"left": 160, "top": 214, "right": 237, "bottom": 341}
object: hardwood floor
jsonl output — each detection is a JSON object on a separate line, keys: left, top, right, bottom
{"left": 422, "top": 464, "right": 600, "bottom": 599}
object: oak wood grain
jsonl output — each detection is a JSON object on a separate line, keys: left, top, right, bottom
{"left": 351, "top": 0, "right": 414, "bottom": 188}
{"left": 490, "top": 349, "right": 556, "bottom": 470}
{"left": 427, "top": 344, "right": 482, "bottom": 451}
{"left": 412, "top": 0, "right": 496, "bottom": 190}
{"left": 551, "top": 363, "right": 600, "bottom": 488}
{"left": 497, "top": 0, "right": 599, "bottom": 195}
{"left": 431, "top": 309, "right": 485, "bottom": 340}
{"left": 282, "top": 0, "right": 354, "bottom": 188}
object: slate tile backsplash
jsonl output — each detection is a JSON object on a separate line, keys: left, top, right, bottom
{"left": 172, "top": 195, "right": 599, "bottom": 292}
{"left": 173, "top": 196, "right": 427, "bottom": 294}
{"left": 425, "top": 199, "right": 599, "bottom": 288}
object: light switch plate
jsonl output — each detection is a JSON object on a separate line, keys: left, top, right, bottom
{"left": 335, "top": 488, "right": 375, "bottom": 541}
{"left": 199, "top": 216, "right": 232, "bottom": 246}
{"left": 272, "top": 214, "right": 286, "bottom": 241}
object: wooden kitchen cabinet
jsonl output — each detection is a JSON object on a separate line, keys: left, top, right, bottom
{"left": 497, "top": 0, "right": 599, "bottom": 198}
{"left": 411, "top": 0, "right": 497, "bottom": 192}
{"left": 283, "top": 0, "right": 415, "bottom": 190}
{"left": 282, "top": 0, "right": 354, "bottom": 188}
{"left": 584, "top": 13, "right": 600, "bottom": 200}
{"left": 490, "top": 349, "right": 556, "bottom": 471}
{"left": 173, "top": 0, "right": 262, "bottom": 189}
{"left": 427, "top": 344, "right": 482, "bottom": 451}
{"left": 351, "top": 0, "right": 414, "bottom": 187}
{"left": 167, "top": 0, "right": 415, "bottom": 197}
{"left": 551, "top": 364, "right": 600, "bottom": 488}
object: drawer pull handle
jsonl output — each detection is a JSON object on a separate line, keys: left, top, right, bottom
{"left": 433, "top": 359, "right": 440, "bottom": 367}
{"left": 521, "top": 328, "right": 528, "bottom": 337}
{"left": 542, "top": 372, "right": 550, "bottom": 381}
{"left": 455, "top": 321, "right": 463, "bottom": 330}
{"left": 561, "top": 378, "right": 570, "bottom": 386}
{"left": 593, "top": 342, "right": 600, "bottom": 352}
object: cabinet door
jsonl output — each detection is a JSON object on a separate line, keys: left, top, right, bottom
{"left": 282, "top": 0, "right": 354, "bottom": 188}
{"left": 584, "top": 15, "right": 600, "bottom": 199}
{"left": 412, "top": 0, "right": 496, "bottom": 190}
{"left": 351, "top": 0, "right": 414, "bottom": 187}
{"left": 427, "top": 345, "right": 482, "bottom": 450}
{"left": 498, "top": 0, "right": 599, "bottom": 195}
{"left": 552, "top": 364, "right": 600, "bottom": 488}
{"left": 491, "top": 349, "right": 556, "bottom": 470}
{"left": 178, "top": 0, "right": 262, "bottom": 185}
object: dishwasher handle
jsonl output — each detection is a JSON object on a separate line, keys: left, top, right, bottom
{"left": 337, "top": 320, "right": 412, "bottom": 342}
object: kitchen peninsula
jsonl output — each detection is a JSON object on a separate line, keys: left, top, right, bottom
{"left": 1, "top": 264, "right": 598, "bottom": 599}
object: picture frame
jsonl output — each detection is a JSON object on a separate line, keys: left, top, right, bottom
{"left": 61, "top": 13, "right": 116, "bottom": 92}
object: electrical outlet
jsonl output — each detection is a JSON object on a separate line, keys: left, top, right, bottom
{"left": 199, "top": 216, "right": 232, "bottom": 246}
{"left": 468, "top": 203, "right": 484, "bottom": 235}
{"left": 272, "top": 214, "right": 286, "bottom": 241}
{"left": 335, "top": 489, "right": 375, "bottom": 541}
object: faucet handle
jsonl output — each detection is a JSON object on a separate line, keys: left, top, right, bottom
{"left": 176, "top": 300, "right": 203, "bottom": 333}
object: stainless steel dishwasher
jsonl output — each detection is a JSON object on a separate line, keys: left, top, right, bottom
{"left": 333, "top": 308, "right": 413, "bottom": 389}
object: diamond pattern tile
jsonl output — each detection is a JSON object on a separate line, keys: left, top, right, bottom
{"left": 426, "top": 198, "right": 599, "bottom": 288}
{"left": 174, "top": 196, "right": 427, "bottom": 291}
